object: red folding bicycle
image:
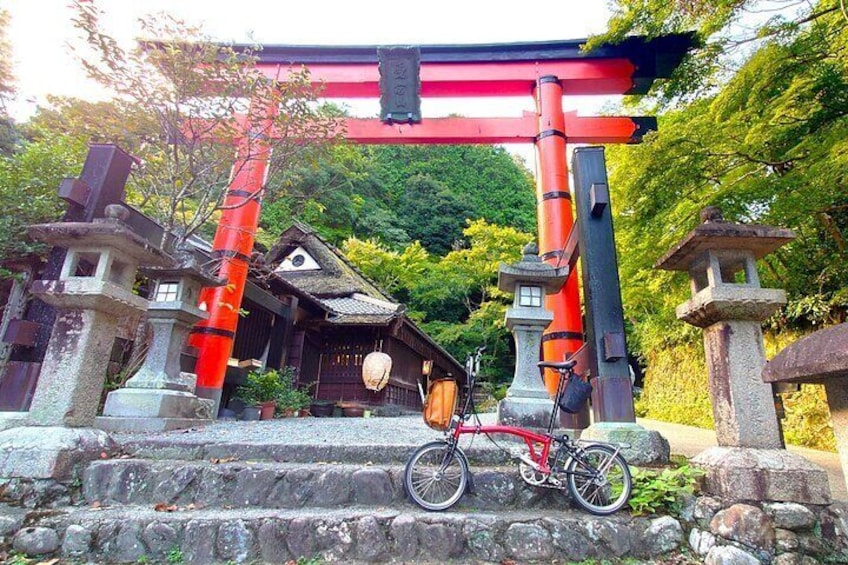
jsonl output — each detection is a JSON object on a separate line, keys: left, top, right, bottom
{"left": 404, "top": 346, "right": 632, "bottom": 515}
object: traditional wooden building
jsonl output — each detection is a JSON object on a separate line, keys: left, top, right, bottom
{"left": 0, "top": 217, "right": 463, "bottom": 414}
{"left": 226, "top": 222, "right": 464, "bottom": 410}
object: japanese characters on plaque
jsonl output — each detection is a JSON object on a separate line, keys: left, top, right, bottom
{"left": 378, "top": 46, "right": 422, "bottom": 124}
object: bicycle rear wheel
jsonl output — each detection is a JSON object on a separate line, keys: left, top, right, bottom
{"left": 566, "top": 444, "right": 631, "bottom": 515}
{"left": 404, "top": 440, "right": 469, "bottom": 511}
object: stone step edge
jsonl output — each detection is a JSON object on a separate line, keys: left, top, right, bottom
{"left": 117, "top": 440, "right": 514, "bottom": 465}
{"left": 36, "top": 503, "right": 602, "bottom": 521}
{"left": 81, "top": 457, "right": 573, "bottom": 512}
{"left": 18, "top": 504, "right": 675, "bottom": 565}
{"left": 87, "top": 457, "right": 518, "bottom": 471}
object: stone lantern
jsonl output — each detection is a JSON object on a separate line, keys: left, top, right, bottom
{"left": 496, "top": 243, "right": 568, "bottom": 428}
{"left": 97, "top": 248, "right": 221, "bottom": 432}
{"left": 22, "top": 207, "right": 171, "bottom": 429}
{"left": 656, "top": 207, "right": 830, "bottom": 503}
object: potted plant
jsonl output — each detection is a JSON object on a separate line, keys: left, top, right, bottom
{"left": 273, "top": 368, "right": 312, "bottom": 417}
{"left": 238, "top": 368, "right": 289, "bottom": 420}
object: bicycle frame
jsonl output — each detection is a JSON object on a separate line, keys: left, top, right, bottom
{"left": 451, "top": 421, "right": 556, "bottom": 473}
{"left": 445, "top": 348, "right": 575, "bottom": 475}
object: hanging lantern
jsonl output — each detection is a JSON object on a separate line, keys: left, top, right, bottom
{"left": 362, "top": 351, "right": 392, "bottom": 391}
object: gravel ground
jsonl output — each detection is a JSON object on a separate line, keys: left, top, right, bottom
{"left": 111, "top": 413, "right": 471, "bottom": 446}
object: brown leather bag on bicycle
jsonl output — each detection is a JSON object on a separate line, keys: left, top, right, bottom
{"left": 422, "top": 376, "right": 458, "bottom": 430}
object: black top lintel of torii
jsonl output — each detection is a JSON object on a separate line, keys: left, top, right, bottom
{"left": 228, "top": 32, "right": 695, "bottom": 94}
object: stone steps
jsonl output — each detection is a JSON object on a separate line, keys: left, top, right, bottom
{"left": 118, "top": 437, "right": 513, "bottom": 466}
{"left": 18, "top": 504, "right": 682, "bottom": 564}
{"left": 81, "top": 457, "right": 571, "bottom": 512}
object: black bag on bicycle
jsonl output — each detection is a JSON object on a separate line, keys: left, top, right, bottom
{"left": 558, "top": 375, "right": 592, "bottom": 413}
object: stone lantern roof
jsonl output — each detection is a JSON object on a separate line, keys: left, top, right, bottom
{"left": 655, "top": 207, "right": 795, "bottom": 272}
{"left": 27, "top": 218, "right": 172, "bottom": 268}
{"left": 497, "top": 242, "right": 569, "bottom": 294}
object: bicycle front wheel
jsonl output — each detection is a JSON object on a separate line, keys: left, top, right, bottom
{"left": 404, "top": 440, "right": 469, "bottom": 511}
{"left": 566, "top": 444, "right": 631, "bottom": 515}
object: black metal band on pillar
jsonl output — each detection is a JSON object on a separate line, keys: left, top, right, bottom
{"left": 212, "top": 249, "right": 252, "bottom": 264}
{"left": 542, "top": 331, "right": 584, "bottom": 343}
{"left": 535, "top": 129, "right": 566, "bottom": 143}
{"left": 539, "top": 75, "right": 560, "bottom": 85}
{"left": 189, "top": 326, "right": 236, "bottom": 339}
{"left": 541, "top": 191, "right": 572, "bottom": 201}
{"left": 226, "top": 189, "right": 259, "bottom": 200}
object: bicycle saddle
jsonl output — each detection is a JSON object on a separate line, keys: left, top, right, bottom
{"left": 537, "top": 359, "right": 577, "bottom": 371}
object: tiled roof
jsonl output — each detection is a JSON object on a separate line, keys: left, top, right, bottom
{"left": 321, "top": 296, "right": 399, "bottom": 316}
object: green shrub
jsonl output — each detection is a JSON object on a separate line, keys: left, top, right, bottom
{"left": 765, "top": 330, "right": 836, "bottom": 451}
{"left": 635, "top": 342, "right": 713, "bottom": 428}
{"left": 238, "top": 367, "right": 310, "bottom": 412}
{"left": 628, "top": 464, "right": 704, "bottom": 517}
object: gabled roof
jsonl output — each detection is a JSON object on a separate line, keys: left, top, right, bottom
{"left": 266, "top": 221, "right": 392, "bottom": 301}
{"left": 265, "top": 222, "right": 464, "bottom": 377}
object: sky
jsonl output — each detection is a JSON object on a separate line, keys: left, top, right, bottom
{"left": 3, "top": 0, "right": 619, "bottom": 166}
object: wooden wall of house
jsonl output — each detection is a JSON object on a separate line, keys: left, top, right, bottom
{"left": 231, "top": 298, "right": 273, "bottom": 363}
{"left": 297, "top": 326, "right": 422, "bottom": 409}
{"left": 383, "top": 334, "right": 425, "bottom": 409}
{"left": 298, "top": 332, "right": 321, "bottom": 391}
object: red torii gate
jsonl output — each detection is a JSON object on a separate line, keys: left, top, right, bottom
{"left": 189, "top": 35, "right": 693, "bottom": 426}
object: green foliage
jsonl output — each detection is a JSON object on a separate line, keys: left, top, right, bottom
{"left": 342, "top": 238, "right": 429, "bottom": 302}
{"left": 0, "top": 135, "right": 86, "bottom": 274}
{"left": 295, "top": 557, "right": 326, "bottom": 565}
{"left": 782, "top": 384, "right": 836, "bottom": 451}
{"left": 398, "top": 174, "right": 472, "bottom": 255}
{"left": 166, "top": 546, "right": 184, "bottom": 565}
{"left": 634, "top": 343, "right": 713, "bottom": 429}
{"left": 344, "top": 220, "right": 531, "bottom": 384}
{"left": 260, "top": 143, "right": 536, "bottom": 251}
{"left": 628, "top": 464, "right": 705, "bottom": 517}
{"left": 238, "top": 367, "right": 310, "bottom": 412}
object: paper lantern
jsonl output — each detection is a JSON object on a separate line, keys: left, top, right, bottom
{"left": 362, "top": 351, "right": 392, "bottom": 391}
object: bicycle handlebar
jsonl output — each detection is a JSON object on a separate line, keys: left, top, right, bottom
{"left": 537, "top": 359, "right": 577, "bottom": 372}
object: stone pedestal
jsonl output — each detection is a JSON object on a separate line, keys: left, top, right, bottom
{"left": 98, "top": 265, "right": 218, "bottom": 432}
{"left": 0, "top": 426, "right": 116, "bottom": 480}
{"left": 693, "top": 447, "right": 830, "bottom": 504}
{"left": 498, "top": 321, "right": 556, "bottom": 428}
{"left": 28, "top": 304, "right": 144, "bottom": 427}
{"left": 496, "top": 244, "right": 568, "bottom": 429}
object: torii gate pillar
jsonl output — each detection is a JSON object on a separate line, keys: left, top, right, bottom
{"left": 535, "top": 76, "right": 589, "bottom": 429}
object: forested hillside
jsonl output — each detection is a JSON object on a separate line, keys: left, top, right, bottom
{"left": 601, "top": 0, "right": 847, "bottom": 449}
{"left": 257, "top": 144, "right": 536, "bottom": 253}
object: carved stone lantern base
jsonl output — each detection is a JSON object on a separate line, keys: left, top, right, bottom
{"left": 97, "top": 384, "right": 214, "bottom": 433}
{"left": 581, "top": 422, "right": 670, "bottom": 465}
{"left": 693, "top": 446, "right": 831, "bottom": 504}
